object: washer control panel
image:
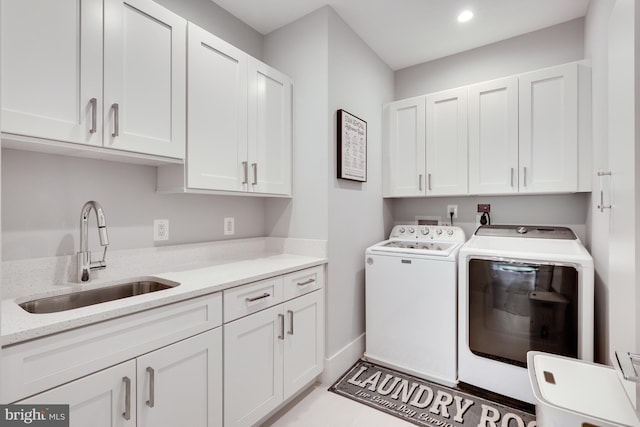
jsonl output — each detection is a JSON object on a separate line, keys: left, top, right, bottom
{"left": 389, "top": 224, "right": 465, "bottom": 242}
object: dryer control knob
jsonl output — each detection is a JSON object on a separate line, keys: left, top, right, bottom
{"left": 399, "top": 227, "right": 405, "bottom": 233}
{"left": 421, "top": 228, "right": 429, "bottom": 235}
{"left": 436, "top": 228, "right": 443, "bottom": 235}
{"left": 447, "top": 229, "right": 454, "bottom": 236}
{"left": 408, "top": 227, "right": 415, "bottom": 234}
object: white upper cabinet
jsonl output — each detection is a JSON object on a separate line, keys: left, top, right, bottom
{"left": 468, "top": 77, "right": 519, "bottom": 194}
{"left": 247, "top": 58, "right": 293, "bottom": 195}
{"left": 159, "top": 24, "right": 293, "bottom": 197}
{"left": 385, "top": 61, "right": 591, "bottom": 198}
{"left": 103, "top": 0, "right": 186, "bottom": 159}
{"left": 383, "top": 89, "right": 467, "bottom": 197}
{"left": 1, "top": 0, "right": 103, "bottom": 146}
{"left": 519, "top": 63, "right": 581, "bottom": 193}
{"left": 383, "top": 96, "right": 426, "bottom": 197}
{"left": 1, "top": 0, "right": 186, "bottom": 160}
{"left": 187, "top": 23, "right": 248, "bottom": 192}
{"left": 425, "top": 87, "right": 468, "bottom": 196}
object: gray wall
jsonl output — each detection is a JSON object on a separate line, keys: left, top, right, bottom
{"left": 263, "top": 6, "right": 395, "bottom": 379}
{"left": 326, "top": 9, "right": 394, "bottom": 360}
{"left": 2, "top": 149, "right": 265, "bottom": 260}
{"left": 395, "top": 18, "right": 585, "bottom": 99}
{"left": 392, "top": 18, "right": 589, "bottom": 242}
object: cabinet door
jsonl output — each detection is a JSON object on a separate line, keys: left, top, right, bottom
{"left": 383, "top": 97, "right": 426, "bottom": 197}
{"left": 468, "top": 77, "right": 519, "bottom": 194}
{"left": 1, "top": 0, "right": 102, "bottom": 146}
{"left": 136, "top": 328, "right": 222, "bottom": 427}
{"left": 248, "top": 58, "right": 293, "bottom": 196}
{"left": 283, "top": 290, "right": 324, "bottom": 400}
{"left": 519, "top": 63, "right": 578, "bottom": 193}
{"left": 187, "top": 23, "right": 248, "bottom": 192}
{"left": 425, "top": 87, "right": 468, "bottom": 195}
{"left": 19, "top": 361, "right": 136, "bottom": 427}
{"left": 224, "top": 305, "right": 283, "bottom": 427}
{"left": 104, "top": 0, "right": 186, "bottom": 159}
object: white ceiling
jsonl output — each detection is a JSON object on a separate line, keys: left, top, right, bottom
{"left": 211, "top": 0, "right": 591, "bottom": 70}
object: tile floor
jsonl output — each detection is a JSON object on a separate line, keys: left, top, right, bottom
{"left": 263, "top": 383, "right": 419, "bottom": 427}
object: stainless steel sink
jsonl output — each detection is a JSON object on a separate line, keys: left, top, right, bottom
{"left": 19, "top": 279, "right": 179, "bottom": 314}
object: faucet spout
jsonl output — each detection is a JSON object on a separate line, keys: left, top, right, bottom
{"left": 77, "top": 201, "right": 109, "bottom": 282}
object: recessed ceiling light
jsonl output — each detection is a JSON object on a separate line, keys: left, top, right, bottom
{"left": 457, "top": 10, "right": 474, "bottom": 23}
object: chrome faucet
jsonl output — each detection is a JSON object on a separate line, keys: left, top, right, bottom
{"left": 77, "top": 201, "right": 109, "bottom": 282}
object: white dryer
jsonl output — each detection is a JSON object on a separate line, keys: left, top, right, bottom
{"left": 458, "top": 225, "right": 594, "bottom": 404}
{"left": 365, "top": 224, "right": 465, "bottom": 386}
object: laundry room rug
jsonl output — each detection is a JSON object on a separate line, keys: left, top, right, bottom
{"left": 329, "top": 360, "right": 536, "bottom": 427}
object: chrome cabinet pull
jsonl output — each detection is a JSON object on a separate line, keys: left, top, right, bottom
{"left": 111, "top": 103, "right": 120, "bottom": 137}
{"left": 251, "top": 163, "right": 258, "bottom": 185}
{"left": 297, "top": 278, "right": 315, "bottom": 287}
{"left": 89, "top": 98, "right": 97, "bottom": 134}
{"left": 510, "top": 167, "right": 514, "bottom": 188}
{"left": 122, "top": 376, "right": 131, "bottom": 420}
{"left": 428, "top": 173, "right": 432, "bottom": 191}
{"left": 418, "top": 174, "right": 423, "bottom": 191}
{"left": 245, "top": 292, "right": 270, "bottom": 303}
{"left": 242, "top": 161, "right": 248, "bottom": 185}
{"left": 523, "top": 166, "right": 527, "bottom": 187}
{"left": 287, "top": 310, "right": 294, "bottom": 335}
{"left": 278, "top": 314, "right": 285, "bottom": 340}
{"left": 597, "top": 170, "right": 612, "bottom": 212}
{"left": 146, "top": 367, "right": 155, "bottom": 408}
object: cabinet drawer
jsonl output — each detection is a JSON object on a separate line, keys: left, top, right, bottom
{"left": 224, "top": 277, "right": 283, "bottom": 323}
{"left": 283, "top": 266, "right": 324, "bottom": 300}
{"left": 1, "top": 292, "right": 222, "bottom": 403}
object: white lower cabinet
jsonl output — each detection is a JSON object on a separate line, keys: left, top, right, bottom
{"left": 19, "top": 360, "right": 137, "bottom": 427}
{"left": 224, "top": 267, "right": 325, "bottom": 427}
{"left": 136, "top": 328, "right": 223, "bottom": 427}
{"left": 18, "top": 328, "right": 222, "bottom": 427}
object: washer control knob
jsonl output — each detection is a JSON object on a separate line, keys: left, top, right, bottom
{"left": 447, "top": 229, "right": 454, "bottom": 236}
{"left": 408, "top": 227, "right": 415, "bottom": 234}
{"left": 436, "top": 228, "right": 443, "bottom": 235}
{"left": 421, "top": 227, "right": 429, "bottom": 235}
{"left": 399, "top": 227, "right": 405, "bottom": 234}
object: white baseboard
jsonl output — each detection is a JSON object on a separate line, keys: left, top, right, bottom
{"left": 319, "top": 333, "right": 365, "bottom": 386}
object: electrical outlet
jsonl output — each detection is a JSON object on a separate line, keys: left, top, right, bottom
{"left": 224, "top": 217, "right": 235, "bottom": 235}
{"left": 447, "top": 205, "right": 458, "bottom": 219}
{"left": 153, "top": 219, "right": 169, "bottom": 241}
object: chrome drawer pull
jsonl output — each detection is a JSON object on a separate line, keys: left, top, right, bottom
{"left": 297, "top": 278, "right": 315, "bottom": 287}
{"left": 418, "top": 174, "right": 423, "bottom": 191}
{"left": 89, "top": 98, "right": 97, "bottom": 134}
{"left": 245, "top": 293, "right": 270, "bottom": 303}
{"left": 251, "top": 163, "right": 258, "bottom": 185}
{"left": 242, "top": 161, "right": 248, "bottom": 185}
{"left": 146, "top": 367, "right": 155, "bottom": 408}
{"left": 111, "top": 103, "right": 120, "bottom": 137}
{"left": 287, "top": 310, "right": 294, "bottom": 335}
{"left": 278, "top": 314, "right": 285, "bottom": 340}
{"left": 122, "top": 376, "right": 131, "bottom": 420}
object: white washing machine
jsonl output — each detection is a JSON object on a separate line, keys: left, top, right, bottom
{"left": 365, "top": 224, "right": 465, "bottom": 386}
{"left": 458, "top": 225, "right": 594, "bottom": 404}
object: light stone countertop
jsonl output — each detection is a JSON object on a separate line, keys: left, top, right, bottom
{"left": 1, "top": 238, "right": 327, "bottom": 346}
